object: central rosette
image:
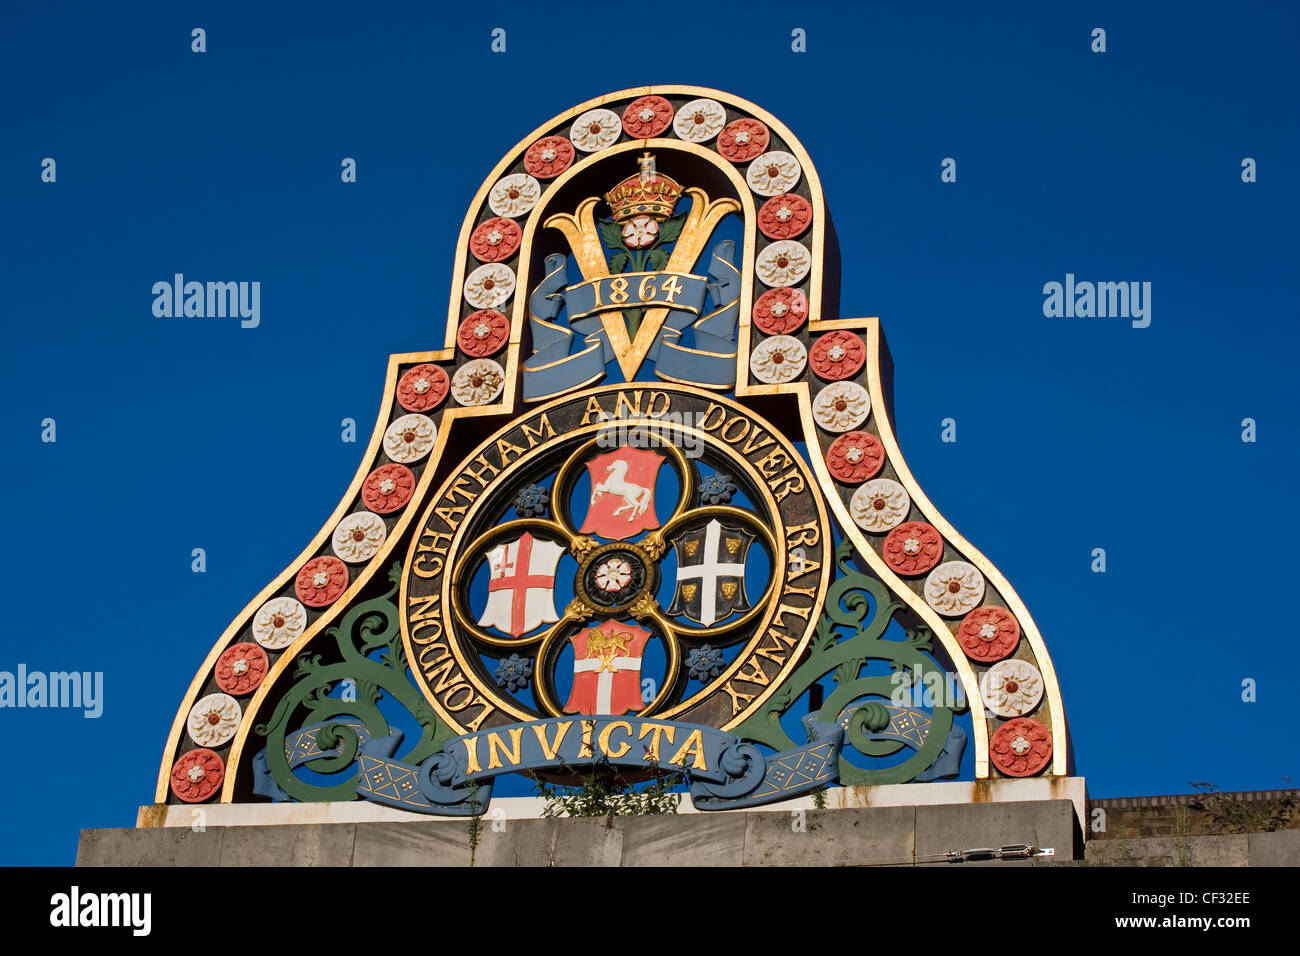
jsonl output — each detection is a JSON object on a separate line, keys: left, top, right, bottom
{"left": 577, "top": 543, "right": 653, "bottom": 612}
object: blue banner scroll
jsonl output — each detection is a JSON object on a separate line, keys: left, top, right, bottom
{"left": 354, "top": 731, "right": 493, "bottom": 816}
{"left": 653, "top": 240, "right": 742, "bottom": 388}
{"left": 522, "top": 241, "right": 742, "bottom": 401}
{"left": 688, "top": 718, "right": 844, "bottom": 810}
{"left": 350, "top": 715, "right": 843, "bottom": 815}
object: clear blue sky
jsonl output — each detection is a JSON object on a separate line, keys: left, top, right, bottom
{"left": 1, "top": 1, "right": 1296, "bottom": 864}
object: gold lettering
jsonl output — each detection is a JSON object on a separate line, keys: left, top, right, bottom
{"left": 426, "top": 654, "right": 466, "bottom": 694}
{"left": 720, "top": 682, "right": 758, "bottom": 715}
{"left": 411, "top": 621, "right": 444, "bottom": 647}
{"left": 496, "top": 438, "right": 525, "bottom": 465}
{"left": 463, "top": 699, "right": 495, "bottom": 732}
{"left": 486, "top": 727, "right": 525, "bottom": 769}
{"left": 578, "top": 720, "right": 596, "bottom": 757}
{"left": 413, "top": 529, "right": 456, "bottom": 577}
{"left": 434, "top": 503, "right": 468, "bottom": 526}
{"left": 754, "top": 626, "right": 795, "bottom": 665}
{"left": 698, "top": 403, "right": 727, "bottom": 431}
{"left": 769, "top": 469, "right": 805, "bottom": 502}
{"left": 417, "top": 529, "right": 456, "bottom": 551}
{"left": 598, "top": 720, "right": 634, "bottom": 759}
{"left": 740, "top": 429, "right": 775, "bottom": 456}
{"left": 781, "top": 581, "right": 819, "bottom": 602}
{"left": 413, "top": 625, "right": 452, "bottom": 654}
{"left": 615, "top": 391, "right": 643, "bottom": 418}
{"left": 463, "top": 736, "right": 482, "bottom": 774}
{"left": 447, "top": 476, "right": 480, "bottom": 504}
{"left": 637, "top": 273, "right": 657, "bottom": 302}
{"left": 580, "top": 397, "right": 609, "bottom": 425}
{"left": 720, "top": 416, "right": 750, "bottom": 444}
{"left": 734, "top": 656, "right": 772, "bottom": 686}
{"left": 788, "top": 553, "right": 822, "bottom": 579}
{"left": 463, "top": 453, "right": 501, "bottom": 488}
{"left": 774, "top": 601, "right": 814, "bottom": 628}
{"left": 755, "top": 447, "right": 791, "bottom": 477}
{"left": 784, "top": 521, "right": 820, "bottom": 548}
{"left": 668, "top": 729, "right": 708, "bottom": 770}
{"left": 406, "top": 592, "right": 442, "bottom": 623}
{"left": 443, "top": 683, "right": 475, "bottom": 711}
{"left": 637, "top": 722, "right": 676, "bottom": 761}
{"left": 521, "top": 413, "right": 557, "bottom": 447}
{"left": 532, "top": 720, "right": 573, "bottom": 761}
{"left": 647, "top": 391, "right": 671, "bottom": 417}
{"left": 412, "top": 552, "right": 444, "bottom": 578}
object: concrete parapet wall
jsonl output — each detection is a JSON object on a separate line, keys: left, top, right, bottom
{"left": 80, "top": 799, "right": 1081, "bottom": 867}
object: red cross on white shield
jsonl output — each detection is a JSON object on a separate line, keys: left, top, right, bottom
{"left": 477, "top": 532, "right": 565, "bottom": 637}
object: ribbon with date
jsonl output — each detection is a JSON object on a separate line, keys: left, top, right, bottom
{"left": 523, "top": 240, "right": 741, "bottom": 400}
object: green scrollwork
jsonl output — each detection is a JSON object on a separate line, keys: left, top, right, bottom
{"left": 732, "top": 539, "right": 966, "bottom": 786}
{"left": 255, "top": 562, "right": 453, "bottom": 802}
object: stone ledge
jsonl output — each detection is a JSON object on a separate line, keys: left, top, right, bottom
{"left": 131, "top": 776, "right": 1091, "bottom": 836}
{"left": 1079, "top": 830, "right": 1300, "bottom": 867}
{"left": 80, "top": 798, "right": 1081, "bottom": 867}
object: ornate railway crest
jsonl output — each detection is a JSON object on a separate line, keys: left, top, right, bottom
{"left": 158, "top": 88, "right": 1071, "bottom": 816}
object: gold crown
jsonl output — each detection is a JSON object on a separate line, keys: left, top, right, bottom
{"left": 605, "top": 154, "right": 682, "bottom": 223}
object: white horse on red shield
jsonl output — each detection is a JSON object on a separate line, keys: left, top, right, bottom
{"left": 591, "top": 459, "right": 652, "bottom": 522}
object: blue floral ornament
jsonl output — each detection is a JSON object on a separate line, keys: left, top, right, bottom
{"left": 513, "top": 483, "right": 550, "bottom": 518}
{"left": 698, "top": 472, "right": 737, "bottom": 506}
{"left": 686, "top": 645, "right": 726, "bottom": 682}
{"left": 494, "top": 654, "right": 533, "bottom": 692}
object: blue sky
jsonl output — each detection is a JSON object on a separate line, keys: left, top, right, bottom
{"left": 1, "top": 1, "right": 1296, "bottom": 864}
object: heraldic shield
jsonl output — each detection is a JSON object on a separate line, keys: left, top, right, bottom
{"left": 477, "top": 531, "right": 564, "bottom": 638}
{"left": 579, "top": 447, "right": 664, "bottom": 539}
{"left": 157, "top": 87, "right": 1072, "bottom": 817}
{"left": 563, "top": 621, "right": 651, "bottom": 716}
{"left": 667, "top": 519, "right": 754, "bottom": 627}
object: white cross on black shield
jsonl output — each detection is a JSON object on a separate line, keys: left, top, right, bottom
{"left": 666, "top": 518, "right": 754, "bottom": 626}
